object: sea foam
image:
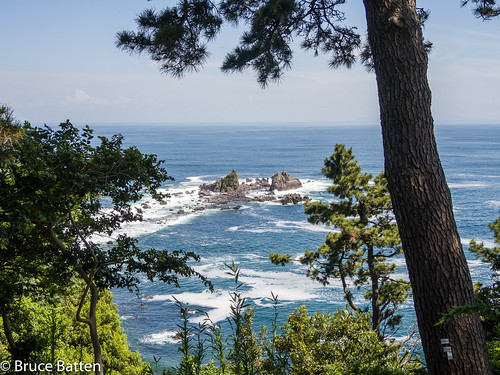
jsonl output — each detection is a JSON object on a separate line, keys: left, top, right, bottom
{"left": 139, "top": 330, "right": 178, "bottom": 345}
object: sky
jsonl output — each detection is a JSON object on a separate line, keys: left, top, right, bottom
{"left": 1, "top": 1, "right": 499, "bottom": 126}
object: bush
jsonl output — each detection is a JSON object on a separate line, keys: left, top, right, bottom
{"left": 0, "top": 283, "right": 149, "bottom": 374}
{"left": 274, "top": 306, "right": 414, "bottom": 375}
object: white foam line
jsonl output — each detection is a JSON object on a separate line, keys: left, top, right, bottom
{"left": 487, "top": 200, "right": 500, "bottom": 208}
{"left": 238, "top": 269, "right": 324, "bottom": 303}
{"left": 191, "top": 263, "right": 237, "bottom": 281}
{"left": 139, "top": 330, "right": 178, "bottom": 345}
{"left": 467, "top": 259, "right": 487, "bottom": 268}
{"left": 148, "top": 266, "right": 341, "bottom": 324}
{"left": 228, "top": 220, "right": 333, "bottom": 234}
{"left": 448, "top": 182, "right": 486, "bottom": 188}
{"left": 275, "top": 220, "right": 333, "bottom": 233}
{"left": 462, "top": 238, "right": 497, "bottom": 249}
{"left": 154, "top": 291, "right": 233, "bottom": 325}
{"left": 92, "top": 175, "right": 333, "bottom": 243}
{"left": 296, "top": 179, "right": 331, "bottom": 194}
{"left": 185, "top": 175, "right": 214, "bottom": 184}
{"left": 231, "top": 227, "right": 287, "bottom": 234}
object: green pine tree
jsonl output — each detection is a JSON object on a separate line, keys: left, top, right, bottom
{"left": 273, "top": 144, "right": 410, "bottom": 337}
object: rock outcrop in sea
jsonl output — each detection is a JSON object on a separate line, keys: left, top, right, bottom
{"left": 270, "top": 171, "right": 302, "bottom": 191}
{"left": 280, "top": 193, "right": 305, "bottom": 205}
{"left": 197, "top": 170, "right": 306, "bottom": 208}
{"left": 199, "top": 170, "right": 239, "bottom": 193}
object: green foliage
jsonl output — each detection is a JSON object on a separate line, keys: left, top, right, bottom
{"left": 0, "top": 283, "right": 149, "bottom": 374}
{"left": 175, "top": 299, "right": 207, "bottom": 375}
{"left": 268, "top": 253, "right": 291, "bottom": 266}
{"left": 225, "top": 262, "right": 261, "bottom": 375}
{"left": 438, "top": 215, "right": 500, "bottom": 373}
{"left": 0, "top": 104, "right": 23, "bottom": 165}
{"left": 469, "top": 216, "right": 500, "bottom": 373}
{"left": 272, "top": 144, "right": 410, "bottom": 336}
{"left": 116, "top": 0, "right": 360, "bottom": 87}
{"left": 218, "top": 170, "right": 239, "bottom": 192}
{"left": 462, "top": 0, "right": 500, "bottom": 19}
{"left": 275, "top": 306, "right": 414, "bottom": 375}
{"left": 203, "top": 313, "right": 228, "bottom": 374}
{"left": 116, "top": 2, "right": 223, "bottom": 77}
{"left": 0, "top": 104, "right": 24, "bottom": 251}
{"left": 160, "top": 264, "right": 422, "bottom": 375}
{"left": 258, "top": 292, "right": 288, "bottom": 375}
{"left": 304, "top": 144, "right": 409, "bottom": 334}
{"left": 0, "top": 120, "right": 212, "bottom": 370}
{"left": 1, "top": 120, "right": 210, "bottom": 292}
{"left": 463, "top": 217, "right": 500, "bottom": 342}
{"left": 488, "top": 340, "right": 500, "bottom": 375}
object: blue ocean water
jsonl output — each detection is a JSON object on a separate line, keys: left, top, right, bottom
{"left": 90, "top": 123, "right": 499, "bottom": 367}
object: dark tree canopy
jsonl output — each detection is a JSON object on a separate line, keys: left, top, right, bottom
{"left": 117, "top": 2, "right": 222, "bottom": 77}
{"left": 1, "top": 121, "right": 213, "bottom": 291}
{"left": 117, "top": 0, "right": 361, "bottom": 86}
{"left": 463, "top": 0, "right": 500, "bottom": 19}
{"left": 0, "top": 121, "right": 212, "bottom": 373}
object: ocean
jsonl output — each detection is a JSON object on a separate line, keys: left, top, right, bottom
{"left": 89, "top": 123, "right": 500, "bottom": 367}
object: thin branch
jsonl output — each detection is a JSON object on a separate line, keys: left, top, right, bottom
{"left": 75, "top": 272, "right": 93, "bottom": 325}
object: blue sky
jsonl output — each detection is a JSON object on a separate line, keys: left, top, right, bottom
{"left": 1, "top": 1, "right": 499, "bottom": 125}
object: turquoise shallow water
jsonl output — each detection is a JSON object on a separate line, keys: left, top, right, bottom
{"left": 89, "top": 123, "right": 500, "bottom": 367}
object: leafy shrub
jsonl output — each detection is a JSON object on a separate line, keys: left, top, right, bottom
{"left": 165, "top": 265, "right": 424, "bottom": 375}
{"left": 274, "top": 306, "right": 413, "bottom": 375}
{"left": 0, "top": 283, "right": 149, "bottom": 374}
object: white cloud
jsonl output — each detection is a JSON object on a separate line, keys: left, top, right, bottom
{"left": 65, "top": 89, "right": 104, "bottom": 105}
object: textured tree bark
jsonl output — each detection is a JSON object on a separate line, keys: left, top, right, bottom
{"left": 362, "top": 1, "right": 491, "bottom": 374}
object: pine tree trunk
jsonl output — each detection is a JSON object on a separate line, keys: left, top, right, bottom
{"left": 362, "top": 1, "right": 491, "bottom": 374}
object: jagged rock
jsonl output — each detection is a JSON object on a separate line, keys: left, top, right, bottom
{"left": 270, "top": 171, "right": 302, "bottom": 191}
{"left": 256, "top": 177, "right": 271, "bottom": 188}
{"left": 177, "top": 209, "right": 185, "bottom": 214}
{"left": 200, "top": 170, "right": 239, "bottom": 193}
{"left": 280, "top": 193, "right": 305, "bottom": 205}
{"left": 254, "top": 195, "right": 277, "bottom": 203}
{"left": 206, "top": 190, "right": 251, "bottom": 205}
{"left": 195, "top": 171, "right": 304, "bottom": 209}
